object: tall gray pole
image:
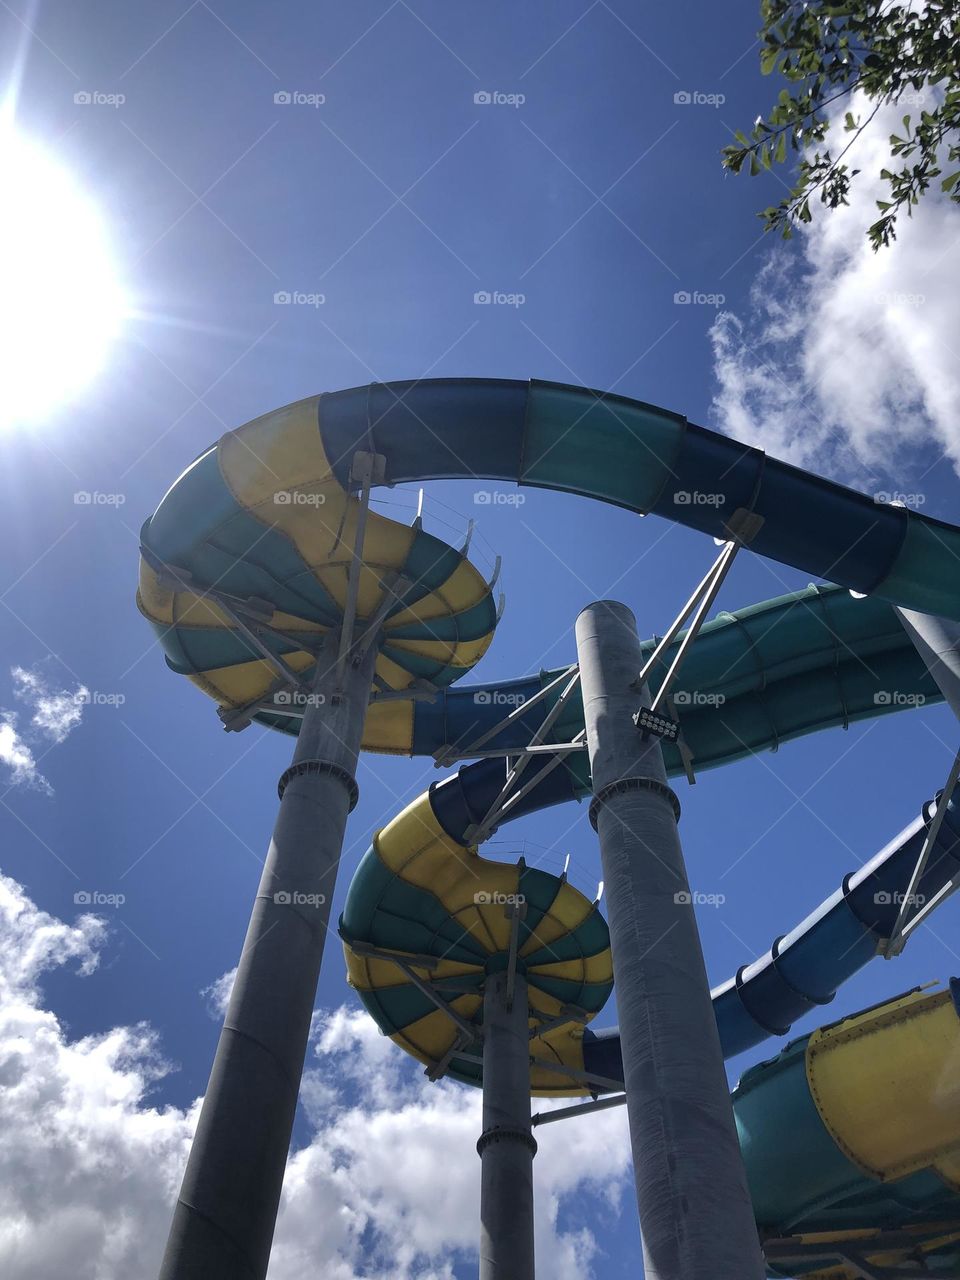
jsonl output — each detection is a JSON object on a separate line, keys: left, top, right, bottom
{"left": 160, "top": 630, "right": 379, "bottom": 1280}
{"left": 896, "top": 609, "right": 960, "bottom": 720}
{"left": 478, "top": 970, "right": 536, "bottom": 1280}
{"left": 575, "top": 600, "right": 764, "bottom": 1280}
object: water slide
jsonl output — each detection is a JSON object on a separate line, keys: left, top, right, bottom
{"left": 738, "top": 980, "right": 960, "bottom": 1278}
{"left": 138, "top": 380, "right": 960, "bottom": 1278}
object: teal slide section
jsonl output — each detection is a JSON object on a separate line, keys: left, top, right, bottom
{"left": 318, "top": 379, "right": 960, "bottom": 619}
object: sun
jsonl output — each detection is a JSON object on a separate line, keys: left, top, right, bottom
{"left": 0, "top": 129, "right": 126, "bottom": 429}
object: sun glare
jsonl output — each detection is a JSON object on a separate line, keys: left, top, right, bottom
{"left": 0, "top": 130, "right": 125, "bottom": 428}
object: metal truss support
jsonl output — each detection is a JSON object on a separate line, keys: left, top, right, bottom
{"left": 528, "top": 1004, "right": 589, "bottom": 1041}
{"left": 763, "top": 1227, "right": 960, "bottom": 1279}
{"left": 634, "top": 538, "right": 740, "bottom": 718}
{"left": 531, "top": 1093, "right": 627, "bottom": 1127}
{"left": 345, "top": 939, "right": 482, "bottom": 1044}
{"left": 336, "top": 451, "right": 386, "bottom": 683}
{"left": 882, "top": 747, "right": 960, "bottom": 957}
{"left": 434, "top": 663, "right": 578, "bottom": 767}
{"left": 465, "top": 669, "right": 583, "bottom": 844}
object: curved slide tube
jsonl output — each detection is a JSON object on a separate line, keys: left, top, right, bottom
{"left": 139, "top": 381, "right": 960, "bottom": 742}
{"left": 735, "top": 981, "right": 960, "bottom": 1278}
{"left": 586, "top": 791, "right": 960, "bottom": 1080}
{"left": 137, "top": 396, "right": 501, "bottom": 721}
{"left": 368, "top": 581, "right": 940, "bottom": 760}
{"left": 317, "top": 379, "right": 960, "bottom": 621}
{"left": 340, "top": 797, "right": 615, "bottom": 1095}
{"left": 344, "top": 747, "right": 960, "bottom": 1087}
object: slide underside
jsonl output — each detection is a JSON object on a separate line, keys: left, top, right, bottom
{"left": 737, "top": 982, "right": 960, "bottom": 1278}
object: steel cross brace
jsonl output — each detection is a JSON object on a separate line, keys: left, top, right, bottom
{"left": 346, "top": 939, "right": 481, "bottom": 1045}
{"left": 531, "top": 1093, "right": 627, "bottom": 1127}
{"left": 762, "top": 1234, "right": 960, "bottom": 1279}
{"left": 464, "top": 669, "right": 584, "bottom": 844}
{"left": 335, "top": 451, "right": 386, "bottom": 684}
{"left": 882, "top": 747, "right": 960, "bottom": 957}
{"left": 504, "top": 897, "right": 525, "bottom": 1010}
{"left": 762, "top": 1222, "right": 960, "bottom": 1277}
{"left": 634, "top": 537, "right": 740, "bottom": 716}
{"left": 529, "top": 1005, "right": 589, "bottom": 1041}
{"left": 434, "top": 663, "right": 579, "bottom": 767}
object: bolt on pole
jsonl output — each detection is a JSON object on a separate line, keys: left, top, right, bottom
{"left": 159, "top": 629, "right": 380, "bottom": 1280}
{"left": 575, "top": 600, "right": 765, "bottom": 1280}
{"left": 478, "top": 969, "right": 536, "bottom": 1280}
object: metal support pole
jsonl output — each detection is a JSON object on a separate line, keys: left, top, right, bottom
{"left": 478, "top": 970, "right": 536, "bottom": 1280}
{"left": 159, "top": 629, "right": 380, "bottom": 1280}
{"left": 575, "top": 600, "right": 765, "bottom": 1280}
{"left": 895, "top": 609, "right": 960, "bottom": 722}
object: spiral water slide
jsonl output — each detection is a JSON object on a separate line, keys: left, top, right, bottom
{"left": 140, "top": 379, "right": 960, "bottom": 1280}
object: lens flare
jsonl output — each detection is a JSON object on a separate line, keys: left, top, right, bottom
{"left": 0, "top": 130, "right": 125, "bottom": 428}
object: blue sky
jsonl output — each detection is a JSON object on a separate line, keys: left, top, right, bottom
{"left": 1, "top": 3, "right": 959, "bottom": 1278}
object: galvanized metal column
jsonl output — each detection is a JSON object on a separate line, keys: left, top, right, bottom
{"left": 896, "top": 609, "right": 960, "bottom": 720}
{"left": 160, "top": 630, "right": 379, "bottom": 1280}
{"left": 478, "top": 969, "right": 536, "bottom": 1280}
{"left": 575, "top": 600, "right": 764, "bottom": 1280}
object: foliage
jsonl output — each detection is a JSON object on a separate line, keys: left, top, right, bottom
{"left": 722, "top": 1, "right": 960, "bottom": 248}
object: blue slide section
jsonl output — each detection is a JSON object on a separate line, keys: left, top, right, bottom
{"left": 582, "top": 795, "right": 960, "bottom": 1081}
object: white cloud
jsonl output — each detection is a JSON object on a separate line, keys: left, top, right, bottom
{"left": 200, "top": 965, "right": 236, "bottom": 1019}
{"left": 275, "top": 1007, "right": 632, "bottom": 1280}
{"left": 711, "top": 92, "right": 960, "bottom": 483}
{"left": 0, "top": 715, "right": 48, "bottom": 793}
{"left": 0, "top": 872, "right": 195, "bottom": 1279}
{"left": 0, "top": 667, "right": 89, "bottom": 793}
{"left": 12, "top": 667, "right": 88, "bottom": 745}
{"left": 0, "top": 889, "right": 632, "bottom": 1280}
